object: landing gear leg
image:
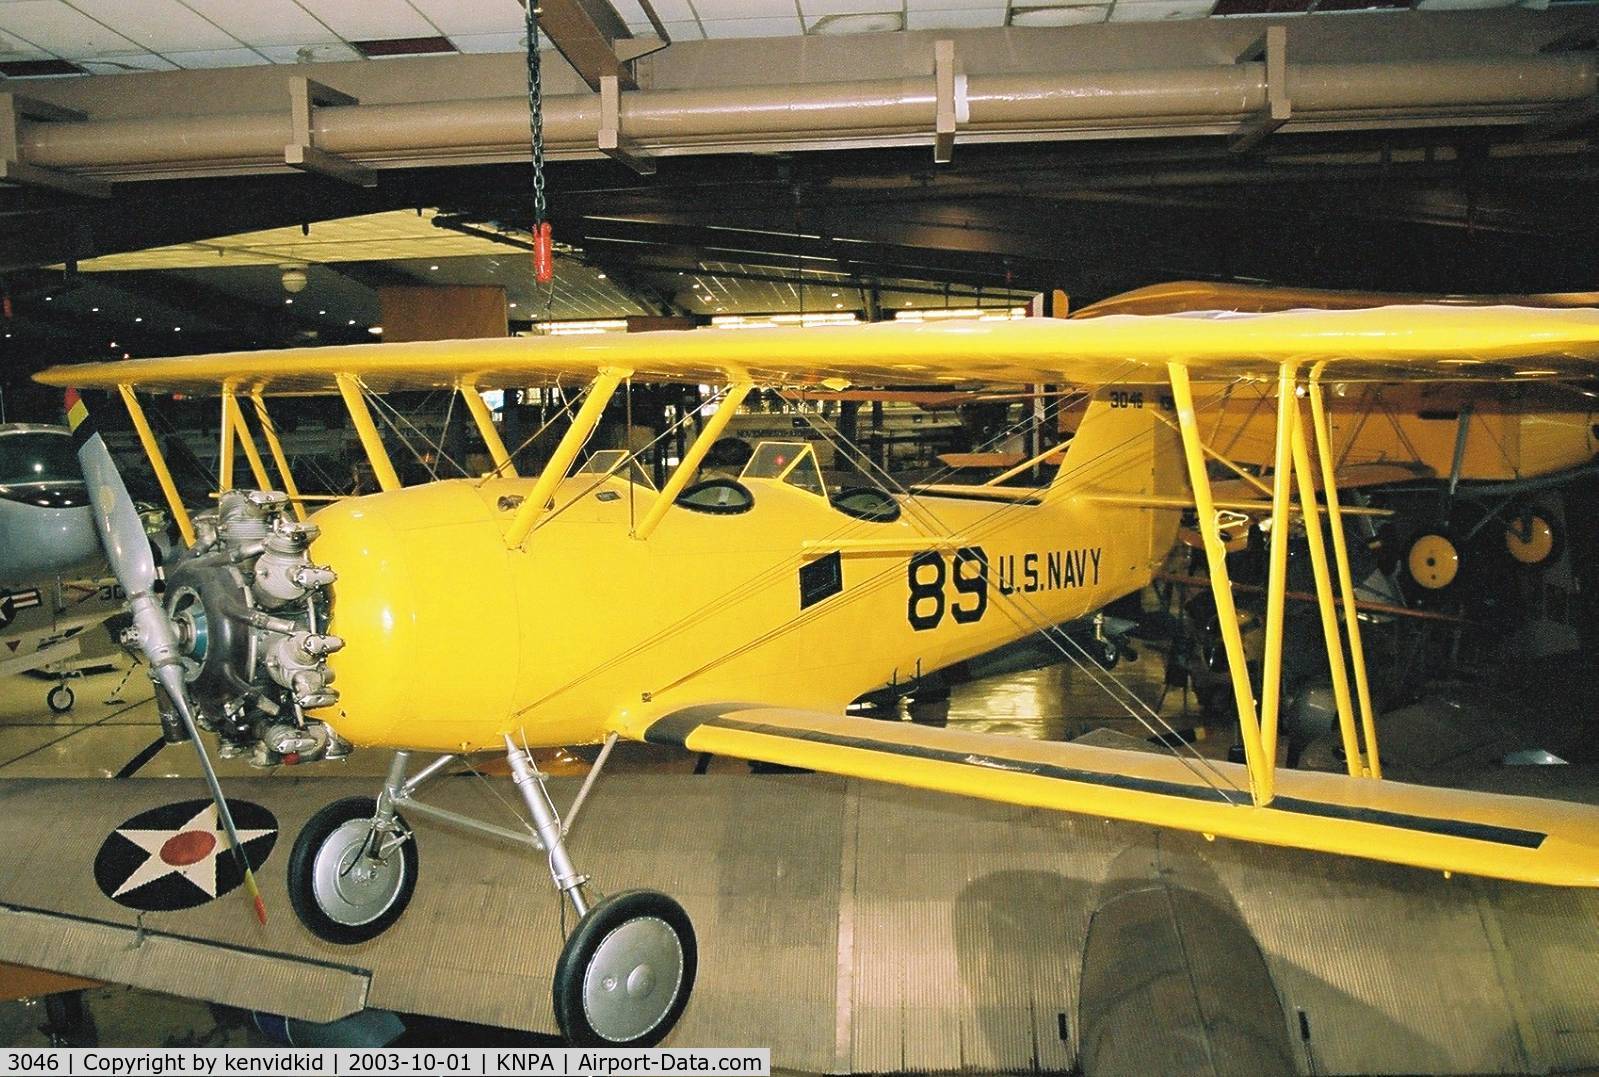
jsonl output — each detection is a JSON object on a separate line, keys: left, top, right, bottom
{"left": 503, "top": 735, "right": 697, "bottom": 1047}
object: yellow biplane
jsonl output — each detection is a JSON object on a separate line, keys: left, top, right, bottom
{"left": 36, "top": 304, "right": 1599, "bottom": 1047}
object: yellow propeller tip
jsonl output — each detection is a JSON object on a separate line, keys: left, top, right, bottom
{"left": 244, "top": 869, "right": 266, "bottom": 926}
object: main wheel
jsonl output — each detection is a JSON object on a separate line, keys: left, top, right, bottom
{"left": 287, "top": 796, "right": 418, "bottom": 944}
{"left": 46, "top": 683, "right": 75, "bottom": 713}
{"left": 553, "top": 890, "right": 697, "bottom": 1047}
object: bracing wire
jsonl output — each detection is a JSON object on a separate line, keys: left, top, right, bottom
{"left": 511, "top": 367, "right": 1258, "bottom": 801}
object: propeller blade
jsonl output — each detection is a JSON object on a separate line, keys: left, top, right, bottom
{"left": 65, "top": 389, "right": 266, "bottom": 926}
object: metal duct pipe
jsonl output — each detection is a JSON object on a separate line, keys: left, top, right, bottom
{"left": 20, "top": 55, "right": 1595, "bottom": 174}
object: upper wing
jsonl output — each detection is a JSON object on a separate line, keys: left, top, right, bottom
{"left": 619, "top": 702, "right": 1599, "bottom": 889}
{"left": 32, "top": 305, "right": 1599, "bottom": 395}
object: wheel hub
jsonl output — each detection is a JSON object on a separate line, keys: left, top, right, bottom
{"left": 582, "top": 916, "right": 685, "bottom": 1043}
{"left": 1407, "top": 533, "right": 1459, "bottom": 590}
{"left": 312, "top": 819, "right": 407, "bottom": 926}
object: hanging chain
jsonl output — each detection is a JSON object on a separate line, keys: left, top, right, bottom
{"left": 524, "top": 1, "right": 546, "bottom": 227}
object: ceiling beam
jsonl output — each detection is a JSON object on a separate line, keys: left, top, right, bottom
{"left": 526, "top": 0, "right": 642, "bottom": 93}
{"left": 1, "top": 12, "right": 1593, "bottom": 184}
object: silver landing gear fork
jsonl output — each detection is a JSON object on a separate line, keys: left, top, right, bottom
{"left": 505, "top": 734, "right": 590, "bottom": 918}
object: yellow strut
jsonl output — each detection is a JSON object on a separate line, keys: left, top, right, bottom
{"left": 250, "top": 394, "right": 308, "bottom": 523}
{"left": 1288, "top": 400, "right": 1363, "bottom": 777}
{"left": 217, "top": 389, "right": 236, "bottom": 492}
{"left": 634, "top": 381, "right": 753, "bottom": 541}
{"left": 222, "top": 390, "right": 271, "bottom": 491}
{"left": 461, "top": 385, "right": 517, "bottom": 478}
{"left": 1257, "top": 363, "right": 1299, "bottom": 777}
{"left": 117, "top": 385, "right": 195, "bottom": 547}
{"left": 506, "top": 370, "right": 628, "bottom": 548}
{"left": 1310, "top": 364, "right": 1382, "bottom": 778}
{"left": 335, "top": 374, "right": 401, "bottom": 493}
{"left": 1167, "top": 362, "right": 1270, "bottom": 807}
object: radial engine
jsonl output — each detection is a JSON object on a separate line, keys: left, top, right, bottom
{"left": 144, "top": 490, "right": 350, "bottom": 767}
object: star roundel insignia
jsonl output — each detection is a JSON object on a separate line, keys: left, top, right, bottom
{"left": 94, "top": 798, "right": 277, "bottom": 913}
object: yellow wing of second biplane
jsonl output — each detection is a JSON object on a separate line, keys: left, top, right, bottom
{"left": 1070, "top": 280, "right": 1599, "bottom": 318}
{"left": 618, "top": 702, "right": 1599, "bottom": 889}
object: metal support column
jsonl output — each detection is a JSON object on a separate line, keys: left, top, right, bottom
{"left": 504, "top": 735, "right": 589, "bottom": 916}
{"left": 460, "top": 385, "right": 517, "bottom": 477}
{"left": 222, "top": 390, "right": 272, "bottom": 491}
{"left": 217, "top": 391, "right": 237, "bottom": 493}
{"left": 1257, "top": 363, "right": 1299, "bottom": 771}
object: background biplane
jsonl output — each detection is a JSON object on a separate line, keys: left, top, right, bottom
{"left": 1075, "top": 281, "right": 1599, "bottom": 595}
{"left": 35, "top": 304, "right": 1599, "bottom": 1047}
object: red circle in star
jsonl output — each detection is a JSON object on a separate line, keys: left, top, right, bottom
{"left": 160, "top": 830, "right": 217, "bottom": 867}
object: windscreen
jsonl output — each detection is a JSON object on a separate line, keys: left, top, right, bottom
{"left": 0, "top": 429, "right": 82, "bottom": 486}
{"left": 741, "top": 441, "right": 825, "bottom": 496}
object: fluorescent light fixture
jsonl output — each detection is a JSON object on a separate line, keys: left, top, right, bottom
{"left": 810, "top": 12, "right": 903, "bottom": 34}
{"left": 894, "top": 306, "right": 1027, "bottom": 322}
{"left": 548, "top": 319, "right": 628, "bottom": 335}
{"left": 1009, "top": 5, "right": 1109, "bottom": 26}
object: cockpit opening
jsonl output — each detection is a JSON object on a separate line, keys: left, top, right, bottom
{"left": 0, "top": 426, "right": 82, "bottom": 487}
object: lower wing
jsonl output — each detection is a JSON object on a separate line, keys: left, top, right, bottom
{"left": 618, "top": 703, "right": 1599, "bottom": 889}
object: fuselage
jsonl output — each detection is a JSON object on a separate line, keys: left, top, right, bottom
{"left": 310, "top": 471, "right": 1176, "bottom": 752}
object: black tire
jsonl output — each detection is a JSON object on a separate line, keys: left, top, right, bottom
{"left": 287, "top": 796, "right": 417, "bottom": 945}
{"left": 554, "top": 890, "right": 697, "bottom": 1047}
{"left": 46, "top": 684, "right": 74, "bottom": 713}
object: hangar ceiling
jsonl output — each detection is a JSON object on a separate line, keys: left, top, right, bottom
{"left": 0, "top": 0, "right": 1575, "bottom": 76}
{"left": 1, "top": 3, "right": 1597, "bottom": 379}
